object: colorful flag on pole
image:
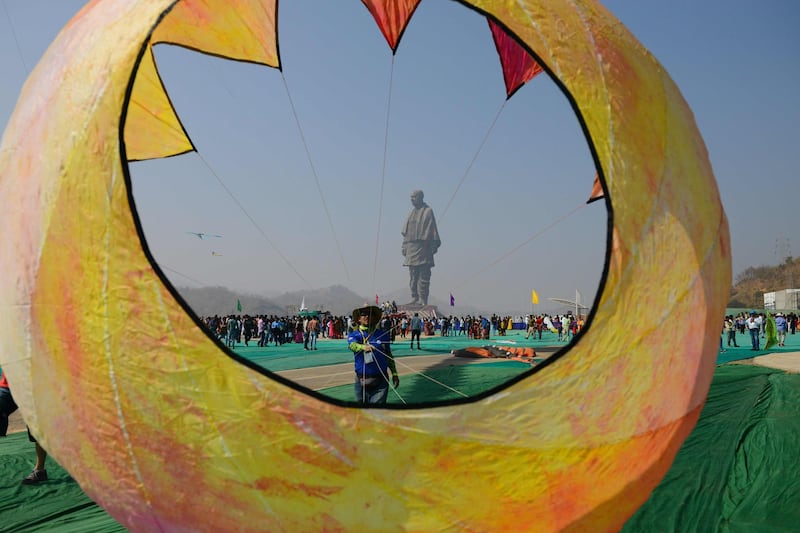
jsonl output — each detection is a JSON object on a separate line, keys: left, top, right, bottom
{"left": 375, "top": 294, "right": 379, "bottom": 305}
{"left": 531, "top": 290, "right": 539, "bottom": 305}
{"left": 236, "top": 299, "right": 242, "bottom": 312}
{"left": 450, "top": 293, "right": 455, "bottom": 306}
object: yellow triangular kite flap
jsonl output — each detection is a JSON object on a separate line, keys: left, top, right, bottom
{"left": 152, "top": 0, "right": 279, "bottom": 66}
{"left": 124, "top": 0, "right": 279, "bottom": 161}
{"left": 125, "top": 45, "right": 194, "bottom": 161}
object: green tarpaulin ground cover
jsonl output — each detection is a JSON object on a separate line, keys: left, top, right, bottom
{"left": 235, "top": 326, "right": 788, "bottom": 373}
{"left": 0, "top": 431, "right": 125, "bottom": 532}
{"left": 623, "top": 364, "right": 800, "bottom": 532}
{"left": 308, "top": 360, "right": 531, "bottom": 403}
{"left": 236, "top": 329, "right": 555, "bottom": 372}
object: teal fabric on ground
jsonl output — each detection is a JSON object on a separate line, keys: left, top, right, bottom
{"left": 0, "top": 432, "right": 123, "bottom": 532}
{"left": 320, "top": 362, "right": 531, "bottom": 403}
{"left": 232, "top": 329, "right": 559, "bottom": 371}
{"left": 622, "top": 364, "right": 800, "bottom": 532}
{"left": 233, "top": 326, "right": 790, "bottom": 373}
{"left": 233, "top": 342, "right": 352, "bottom": 371}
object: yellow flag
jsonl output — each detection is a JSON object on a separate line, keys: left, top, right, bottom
{"left": 531, "top": 290, "right": 539, "bottom": 304}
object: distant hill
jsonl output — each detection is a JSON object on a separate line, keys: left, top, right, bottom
{"left": 173, "top": 286, "right": 284, "bottom": 317}
{"left": 174, "top": 284, "right": 369, "bottom": 317}
{"left": 269, "top": 285, "right": 371, "bottom": 315}
{"left": 174, "top": 284, "right": 494, "bottom": 318}
{"left": 729, "top": 257, "right": 800, "bottom": 308}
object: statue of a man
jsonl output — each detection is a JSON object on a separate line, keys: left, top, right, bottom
{"left": 402, "top": 190, "right": 440, "bottom": 306}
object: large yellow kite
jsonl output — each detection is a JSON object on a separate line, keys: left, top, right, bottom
{"left": 0, "top": 0, "right": 730, "bottom": 530}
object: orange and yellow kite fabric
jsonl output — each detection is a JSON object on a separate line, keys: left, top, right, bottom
{"left": 362, "top": 0, "right": 421, "bottom": 52}
{"left": 0, "top": 0, "right": 729, "bottom": 531}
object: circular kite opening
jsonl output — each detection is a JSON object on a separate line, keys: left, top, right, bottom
{"left": 1, "top": 0, "right": 728, "bottom": 529}
{"left": 128, "top": 1, "right": 607, "bottom": 407}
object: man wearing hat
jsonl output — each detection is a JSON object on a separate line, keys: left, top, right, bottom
{"left": 347, "top": 305, "right": 400, "bottom": 405}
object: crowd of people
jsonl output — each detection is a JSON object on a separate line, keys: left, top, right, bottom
{"left": 200, "top": 308, "right": 800, "bottom": 354}
{"left": 722, "top": 311, "right": 799, "bottom": 351}
{"left": 198, "top": 310, "right": 590, "bottom": 351}
{"left": 199, "top": 314, "right": 352, "bottom": 349}
{"left": 523, "top": 313, "right": 586, "bottom": 342}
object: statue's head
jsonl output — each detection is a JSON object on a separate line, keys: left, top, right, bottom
{"left": 410, "top": 190, "right": 424, "bottom": 208}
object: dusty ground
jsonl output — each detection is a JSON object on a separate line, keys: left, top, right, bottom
{"left": 728, "top": 352, "right": 800, "bottom": 373}
{"left": 276, "top": 351, "right": 545, "bottom": 391}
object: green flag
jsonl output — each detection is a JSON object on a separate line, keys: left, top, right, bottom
{"left": 764, "top": 314, "right": 777, "bottom": 350}
{"left": 236, "top": 299, "right": 242, "bottom": 313}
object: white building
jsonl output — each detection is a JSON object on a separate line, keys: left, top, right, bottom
{"left": 763, "top": 289, "right": 800, "bottom": 310}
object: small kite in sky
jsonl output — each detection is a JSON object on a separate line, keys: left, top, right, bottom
{"left": 187, "top": 231, "right": 222, "bottom": 240}
{"left": 211, "top": 251, "right": 223, "bottom": 256}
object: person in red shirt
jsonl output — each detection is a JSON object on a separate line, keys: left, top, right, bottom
{"left": 0, "top": 370, "right": 49, "bottom": 485}
{"left": 535, "top": 315, "right": 544, "bottom": 339}
{"left": 0, "top": 371, "right": 17, "bottom": 437}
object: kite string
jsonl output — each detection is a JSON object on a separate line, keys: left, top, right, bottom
{"left": 357, "top": 325, "right": 471, "bottom": 403}
{"left": 357, "top": 328, "right": 408, "bottom": 405}
{"left": 391, "top": 355, "right": 469, "bottom": 399}
{"left": 331, "top": 323, "right": 466, "bottom": 404}
{"left": 373, "top": 346, "right": 408, "bottom": 405}
{"left": 194, "top": 151, "right": 313, "bottom": 289}
{"left": 280, "top": 72, "right": 352, "bottom": 284}
{"left": 360, "top": 329, "right": 369, "bottom": 405}
{"left": 1, "top": 1, "right": 29, "bottom": 75}
{"left": 159, "top": 264, "right": 206, "bottom": 287}
{"left": 380, "top": 322, "right": 470, "bottom": 400}
{"left": 452, "top": 201, "right": 587, "bottom": 291}
{"left": 438, "top": 100, "right": 507, "bottom": 226}
{"left": 370, "top": 55, "right": 396, "bottom": 298}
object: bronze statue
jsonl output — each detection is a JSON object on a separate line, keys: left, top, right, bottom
{"left": 401, "top": 190, "right": 440, "bottom": 306}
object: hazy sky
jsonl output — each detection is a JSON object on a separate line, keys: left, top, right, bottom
{"left": 1, "top": 1, "right": 798, "bottom": 314}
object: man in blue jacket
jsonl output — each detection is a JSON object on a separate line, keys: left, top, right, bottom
{"left": 348, "top": 305, "right": 400, "bottom": 405}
